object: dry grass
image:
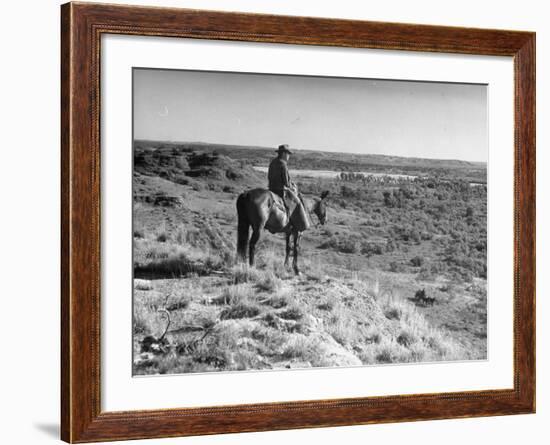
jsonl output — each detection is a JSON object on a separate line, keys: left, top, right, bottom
{"left": 278, "top": 306, "right": 303, "bottom": 321}
{"left": 327, "top": 317, "right": 361, "bottom": 346}
{"left": 355, "top": 292, "right": 464, "bottom": 364}
{"left": 281, "top": 335, "right": 315, "bottom": 360}
{"left": 134, "top": 279, "right": 153, "bottom": 291}
{"left": 255, "top": 271, "right": 283, "bottom": 292}
{"left": 134, "top": 255, "right": 467, "bottom": 375}
{"left": 134, "top": 240, "right": 224, "bottom": 278}
{"left": 212, "top": 284, "right": 254, "bottom": 305}
{"left": 132, "top": 178, "right": 475, "bottom": 374}
{"left": 220, "top": 303, "right": 261, "bottom": 320}
{"left": 230, "top": 263, "right": 264, "bottom": 284}
{"left": 260, "top": 293, "right": 289, "bottom": 309}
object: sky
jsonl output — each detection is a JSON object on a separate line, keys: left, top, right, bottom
{"left": 133, "top": 68, "right": 487, "bottom": 163}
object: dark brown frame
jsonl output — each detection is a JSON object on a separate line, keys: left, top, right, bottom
{"left": 61, "top": 2, "right": 536, "bottom": 442}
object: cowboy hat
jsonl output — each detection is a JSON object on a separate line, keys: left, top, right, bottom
{"left": 276, "top": 144, "right": 292, "bottom": 155}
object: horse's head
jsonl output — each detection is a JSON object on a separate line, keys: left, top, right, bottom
{"left": 312, "top": 191, "right": 329, "bottom": 225}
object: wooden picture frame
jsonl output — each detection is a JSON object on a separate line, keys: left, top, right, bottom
{"left": 61, "top": 2, "right": 535, "bottom": 442}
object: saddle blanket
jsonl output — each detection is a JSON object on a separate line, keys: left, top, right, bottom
{"left": 268, "top": 190, "right": 310, "bottom": 232}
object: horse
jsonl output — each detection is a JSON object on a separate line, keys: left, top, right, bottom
{"left": 236, "top": 188, "right": 329, "bottom": 275}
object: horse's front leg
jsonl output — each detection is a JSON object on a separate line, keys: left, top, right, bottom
{"left": 292, "top": 231, "right": 302, "bottom": 276}
{"left": 284, "top": 232, "right": 292, "bottom": 268}
{"left": 249, "top": 227, "right": 261, "bottom": 267}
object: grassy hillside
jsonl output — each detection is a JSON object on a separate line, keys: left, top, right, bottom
{"left": 132, "top": 140, "right": 487, "bottom": 374}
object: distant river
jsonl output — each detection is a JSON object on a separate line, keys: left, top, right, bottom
{"left": 253, "top": 166, "right": 417, "bottom": 180}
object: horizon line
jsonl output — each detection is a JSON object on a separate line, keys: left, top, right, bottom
{"left": 134, "top": 138, "right": 488, "bottom": 165}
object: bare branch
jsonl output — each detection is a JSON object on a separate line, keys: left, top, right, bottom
{"left": 157, "top": 308, "right": 171, "bottom": 341}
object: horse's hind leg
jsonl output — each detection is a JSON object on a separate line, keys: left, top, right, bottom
{"left": 249, "top": 227, "right": 261, "bottom": 267}
{"left": 237, "top": 220, "right": 250, "bottom": 263}
{"left": 236, "top": 194, "right": 250, "bottom": 263}
{"left": 292, "top": 231, "right": 302, "bottom": 275}
{"left": 284, "top": 232, "right": 291, "bottom": 268}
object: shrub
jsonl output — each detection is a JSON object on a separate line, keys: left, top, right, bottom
{"left": 134, "top": 243, "right": 223, "bottom": 278}
{"left": 397, "top": 329, "right": 418, "bottom": 347}
{"left": 278, "top": 306, "right": 303, "bottom": 321}
{"left": 383, "top": 191, "right": 395, "bottom": 207}
{"left": 262, "top": 294, "right": 289, "bottom": 309}
{"left": 389, "top": 261, "right": 406, "bottom": 273}
{"left": 322, "top": 227, "right": 334, "bottom": 237}
{"left": 319, "top": 234, "right": 382, "bottom": 257}
{"left": 328, "top": 318, "right": 360, "bottom": 346}
{"left": 410, "top": 256, "right": 424, "bottom": 267}
{"left": 212, "top": 284, "right": 253, "bottom": 305}
{"left": 317, "top": 301, "right": 334, "bottom": 311}
{"left": 134, "top": 279, "right": 153, "bottom": 291}
{"left": 361, "top": 243, "right": 383, "bottom": 256}
{"left": 339, "top": 238, "right": 360, "bottom": 254}
{"left": 385, "top": 239, "right": 397, "bottom": 252}
{"left": 416, "top": 261, "right": 448, "bottom": 281}
{"left": 153, "top": 194, "right": 183, "bottom": 207}
{"left": 192, "top": 182, "right": 205, "bottom": 191}
{"left": 156, "top": 232, "right": 168, "bottom": 242}
{"left": 375, "top": 340, "right": 408, "bottom": 363}
{"left": 384, "top": 307, "right": 401, "bottom": 320}
{"left": 220, "top": 303, "right": 261, "bottom": 320}
{"left": 420, "top": 231, "right": 433, "bottom": 241}
{"left": 281, "top": 335, "right": 312, "bottom": 360}
{"left": 230, "top": 264, "right": 263, "bottom": 284}
{"left": 255, "top": 272, "right": 282, "bottom": 292}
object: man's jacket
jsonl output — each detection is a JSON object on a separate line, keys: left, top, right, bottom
{"left": 267, "top": 157, "right": 291, "bottom": 196}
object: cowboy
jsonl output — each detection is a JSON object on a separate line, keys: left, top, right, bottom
{"left": 267, "top": 144, "right": 310, "bottom": 231}
{"left": 268, "top": 144, "right": 294, "bottom": 199}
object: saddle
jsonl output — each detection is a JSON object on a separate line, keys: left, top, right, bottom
{"left": 269, "top": 189, "right": 310, "bottom": 232}
{"left": 270, "top": 192, "right": 288, "bottom": 214}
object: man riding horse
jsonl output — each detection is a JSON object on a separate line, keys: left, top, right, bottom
{"left": 236, "top": 143, "right": 329, "bottom": 275}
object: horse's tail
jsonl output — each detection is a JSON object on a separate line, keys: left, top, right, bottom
{"left": 236, "top": 192, "right": 250, "bottom": 261}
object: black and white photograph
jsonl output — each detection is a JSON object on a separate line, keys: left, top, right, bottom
{"left": 132, "top": 68, "right": 488, "bottom": 376}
